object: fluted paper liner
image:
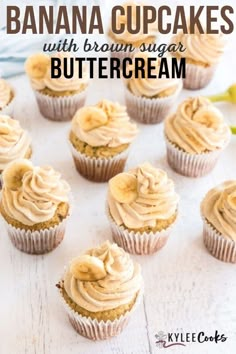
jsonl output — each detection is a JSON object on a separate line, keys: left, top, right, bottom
{"left": 4, "top": 213, "right": 70, "bottom": 255}
{"left": 69, "top": 141, "right": 129, "bottom": 182}
{"left": 183, "top": 63, "right": 216, "bottom": 90}
{"left": 106, "top": 205, "right": 177, "bottom": 255}
{"left": 165, "top": 137, "right": 225, "bottom": 178}
{"left": 57, "top": 282, "right": 143, "bottom": 340}
{"left": 34, "top": 88, "right": 87, "bottom": 121}
{"left": 201, "top": 215, "right": 236, "bottom": 264}
{"left": 0, "top": 88, "right": 15, "bottom": 116}
{"left": 125, "top": 82, "right": 182, "bottom": 124}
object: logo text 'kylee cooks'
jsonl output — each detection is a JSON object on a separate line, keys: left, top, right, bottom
{"left": 155, "top": 330, "right": 227, "bottom": 349}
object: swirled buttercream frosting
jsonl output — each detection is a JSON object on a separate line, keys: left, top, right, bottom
{"left": 126, "top": 52, "right": 181, "bottom": 98}
{"left": 165, "top": 97, "right": 231, "bottom": 154}
{"left": 0, "top": 79, "right": 12, "bottom": 110}
{"left": 0, "top": 115, "right": 31, "bottom": 171}
{"left": 201, "top": 181, "right": 236, "bottom": 241}
{"left": 1, "top": 159, "right": 70, "bottom": 226}
{"left": 63, "top": 240, "right": 142, "bottom": 312}
{"left": 25, "top": 52, "right": 89, "bottom": 92}
{"left": 172, "top": 30, "right": 225, "bottom": 66}
{"left": 108, "top": 162, "right": 179, "bottom": 229}
{"left": 71, "top": 99, "right": 138, "bottom": 147}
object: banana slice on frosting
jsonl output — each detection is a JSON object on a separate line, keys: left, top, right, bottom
{"left": 70, "top": 255, "right": 107, "bottom": 281}
{"left": 3, "top": 159, "right": 33, "bottom": 191}
{"left": 109, "top": 173, "right": 138, "bottom": 204}
{"left": 25, "top": 53, "right": 50, "bottom": 80}
{"left": 77, "top": 107, "right": 108, "bottom": 132}
{"left": 193, "top": 107, "right": 223, "bottom": 129}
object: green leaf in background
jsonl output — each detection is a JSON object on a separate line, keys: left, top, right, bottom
{"left": 207, "top": 84, "right": 236, "bottom": 134}
{"left": 230, "top": 126, "right": 236, "bottom": 135}
{"left": 208, "top": 84, "right": 236, "bottom": 103}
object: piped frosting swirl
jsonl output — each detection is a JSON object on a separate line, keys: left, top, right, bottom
{"left": 25, "top": 52, "right": 89, "bottom": 92}
{"left": 165, "top": 97, "right": 231, "bottom": 154}
{"left": 64, "top": 241, "right": 142, "bottom": 312}
{"left": 1, "top": 159, "right": 70, "bottom": 226}
{"left": 0, "top": 79, "right": 12, "bottom": 110}
{"left": 0, "top": 115, "right": 31, "bottom": 171}
{"left": 108, "top": 162, "right": 179, "bottom": 229}
{"left": 201, "top": 181, "right": 236, "bottom": 241}
{"left": 71, "top": 99, "right": 138, "bottom": 148}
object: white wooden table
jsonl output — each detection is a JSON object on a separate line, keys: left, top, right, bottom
{"left": 1, "top": 18, "right": 236, "bottom": 354}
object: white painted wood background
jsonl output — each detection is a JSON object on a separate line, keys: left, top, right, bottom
{"left": 0, "top": 1, "right": 236, "bottom": 353}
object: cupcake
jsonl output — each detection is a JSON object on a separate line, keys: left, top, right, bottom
{"left": 0, "top": 159, "right": 71, "bottom": 254}
{"left": 201, "top": 181, "right": 236, "bottom": 263}
{"left": 25, "top": 52, "right": 89, "bottom": 121}
{"left": 57, "top": 240, "right": 143, "bottom": 340}
{"left": 0, "top": 115, "right": 31, "bottom": 179}
{"left": 0, "top": 78, "right": 15, "bottom": 116}
{"left": 107, "top": 162, "right": 179, "bottom": 254}
{"left": 125, "top": 52, "right": 182, "bottom": 124}
{"left": 69, "top": 99, "right": 138, "bottom": 182}
{"left": 108, "top": 1, "right": 158, "bottom": 60}
{"left": 164, "top": 97, "right": 231, "bottom": 177}
{"left": 172, "top": 30, "right": 225, "bottom": 89}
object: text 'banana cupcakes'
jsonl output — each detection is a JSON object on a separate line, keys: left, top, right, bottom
{"left": 0, "top": 159, "right": 71, "bottom": 254}
{"left": 108, "top": 1, "right": 158, "bottom": 60}
{"left": 164, "top": 96, "right": 231, "bottom": 177}
{"left": 107, "top": 162, "right": 179, "bottom": 254}
{"left": 57, "top": 240, "right": 143, "bottom": 340}
{"left": 69, "top": 99, "right": 138, "bottom": 182}
{"left": 25, "top": 52, "right": 89, "bottom": 121}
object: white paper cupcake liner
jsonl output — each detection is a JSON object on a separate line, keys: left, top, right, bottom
{"left": 57, "top": 283, "right": 143, "bottom": 340}
{"left": 69, "top": 141, "right": 129, "bottom": 182}
{"left": 34, "top": 88, "right": 87, "bottom": 122}
{"left": 106, "top": 205, "right": 177, "bottom": 255}
{"left": 183, "top": 63, "right": 216, "bottom": 90}
{"left": 201, "top": 217, "right": 236, "bottom": 263}
{"left": 4, "top": 215, "right": 69, "bottom": 255}
{"left": 125, "top": 82, "right": 182, "bottom": 124}
{"left": 0, "top": 88, "right": 15, "bottom": 117}
{"left": 165, "top": 137, "right": 224, "bottom": 177}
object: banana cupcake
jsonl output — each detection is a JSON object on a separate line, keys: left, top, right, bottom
{"left": 172, "top": 30, "right": 226, "bottom": 89}
{"left": 125, "top": 52, "right": 182, "bottom": 124}
{"left": 0, "top": 78, "right": 15, "bottom": 116}
{"left": 0, "top": 159, "right": 71, "bottom": 254}
{"left": 25, "top": 52, "right": 89, "bottom": 121}
{"left": 0, "top": 115, "right": 31, "bottom": 179}
{"left": 108, "top": 1, "right": 158, "bottom": 60}
{"left": 57, "top": 240, "right": 143, "bottom": 340}
{"left": 69, "top": 99, "right": 138, "bottom": 182}
{"left": 164, "top": 96, "right": 231, "bottom": 177}
{"left": 201, "top": 181, "right": 236, "bottom": 263}
{"left": 107, "top": 162, "right": 179, "bottom": 254}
